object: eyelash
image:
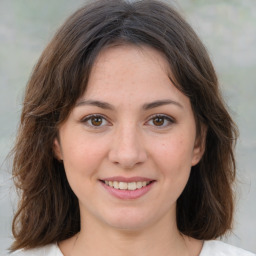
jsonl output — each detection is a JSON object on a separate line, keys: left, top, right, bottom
{"left": 81, "top": 114, "right": 111, "bottom": 129}
{"left": 146, "top": 114, "right": 175, "bottom": 128}
{"left": 81, "top": 114, "right": 175, "bottom": 129}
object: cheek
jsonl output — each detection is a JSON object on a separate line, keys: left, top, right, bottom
{"left": 148, "top": 137, "right": 193, "bottom": 208}
{"left": 156, "top": 136, "right": 194, "bottom": 164}
{"left": 61, "top": 136, "right": 108, "bottom": 180}
{"left": 61, "top": 139, "right": 108, "bottom": 200}
{"left": 151, "top": 135, "right": 195, "bottom": 181}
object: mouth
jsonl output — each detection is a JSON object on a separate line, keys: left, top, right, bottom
{"left": 99, "top": 176, "right": 156, "bottom": 199}
{"left": 100, "top": 180, "right": 154, "bottom": 191}
{"left": 99, "top": 176, "right": 156, "bottom": 200}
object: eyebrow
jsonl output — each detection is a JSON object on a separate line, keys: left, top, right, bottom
{"left": 142, "top": 99, "right": 183, "bottom": 110}
{"left": 75, "top": 99, "right": 183, "bottom": 110}
{"left": 75, "top": 100, "right": 114, "bottom": 110}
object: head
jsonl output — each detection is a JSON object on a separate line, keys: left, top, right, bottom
{"left": 11, "top": 0, "right": 238, "bottom": 250}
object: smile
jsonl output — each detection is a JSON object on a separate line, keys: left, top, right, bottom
{"left": 103, "top": 180, "right": 151, "bottom": 190}
{"left": 100, "top": 178, "right": 155, "bottom": 200}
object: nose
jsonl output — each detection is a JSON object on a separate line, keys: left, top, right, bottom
{"left": 108, "top": 124, "right": 147, "bottom": 169}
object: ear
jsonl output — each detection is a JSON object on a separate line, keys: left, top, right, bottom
{"left": 191, "top": 125, "right": 207, "bottom": 166}
{"left": 53, "top": 138, "right": 63, "bottom": 161}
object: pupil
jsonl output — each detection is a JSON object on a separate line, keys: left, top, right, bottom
{"left": 153, "top": 117, "right": 164, "bottom": 126}
{"left": 92, "top": 117, "right": 102, "bottom": 126}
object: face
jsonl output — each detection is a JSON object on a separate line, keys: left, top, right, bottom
{"left": 54, "top": 45, "right": 205, "bottom": 232}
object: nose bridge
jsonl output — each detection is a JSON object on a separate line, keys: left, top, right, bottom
{"left": 108, "top": 122, "right": 147, "bottom": 168}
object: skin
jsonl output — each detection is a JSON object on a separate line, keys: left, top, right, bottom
{"left": 54, "top": 45, "right": 205, "bottom": 256}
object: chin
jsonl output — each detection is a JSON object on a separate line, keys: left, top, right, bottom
{"left": 109, "top": 220, "right": 149, "bottom": 232}
{"left": 103, "top": 209, "right": 154, "bottom": 231}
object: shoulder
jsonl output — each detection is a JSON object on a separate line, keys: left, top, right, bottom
{"left": 200, "top": 240, "right": 256, "bottom": 256}
{"left": 7, "top": 243, "right": 63, "bottom": 256}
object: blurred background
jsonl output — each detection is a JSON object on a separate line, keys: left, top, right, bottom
{"left": 0, "top": 0, "right": 255, "bottom": 254}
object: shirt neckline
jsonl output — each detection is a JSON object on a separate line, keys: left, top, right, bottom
{"left": 55, "top": 241, "right": 208, "bottom": 256}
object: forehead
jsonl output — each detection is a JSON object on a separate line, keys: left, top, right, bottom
{"left": 83, "top": 45, "right": 182, "bottom": 99}
{"left": 92, "top": 44, "right": 170, "bottom": 74}
{"left": 74, "top": 44, "right": 193, "bottom": 115}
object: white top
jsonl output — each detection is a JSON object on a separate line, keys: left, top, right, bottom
{"left": 7, "top": 240, "right": 256, "bottom": 256}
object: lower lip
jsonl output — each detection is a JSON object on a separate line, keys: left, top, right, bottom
{"left": 101, "top": 181, "right": 155, "bottom": 200}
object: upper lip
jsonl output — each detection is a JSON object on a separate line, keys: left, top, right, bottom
{"left": 100, "top": 176, "right": 154, "bottom": 182}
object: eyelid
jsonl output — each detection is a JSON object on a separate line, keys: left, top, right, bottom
{"left": 145, "top": 114, "right": 175, "bottom": 127}
{"left": 81, "top": 114, "right": 112, "bottom": 128}
{"left": 80, "top": 113, "right": 174, "bottom": 129}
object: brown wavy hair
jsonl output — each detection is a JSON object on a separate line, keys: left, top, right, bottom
{"left": 11, "top": 0, "right": 238, "bottom": 251}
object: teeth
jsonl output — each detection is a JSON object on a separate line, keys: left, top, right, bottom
{"left": 119, "top": 182, "right": 128, "bottom": 190}
{"left": 104, "top": 180, "right": 151, "bottom": 190}
{"left": 137, "top": 181, "right": 142, "bottom": 189}
{"left": 128, "top": 182, "right": 136, "bottom": 190}
{"left": 113, "top": 181, "right": 119, "bottom": 189}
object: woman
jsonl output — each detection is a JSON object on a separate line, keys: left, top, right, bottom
{"left": 9, "top": 0, "right": 255, "bottom": 255}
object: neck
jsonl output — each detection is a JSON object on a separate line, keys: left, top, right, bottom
{"left": 70, "top": 212, "right": 193, "bottom": 256}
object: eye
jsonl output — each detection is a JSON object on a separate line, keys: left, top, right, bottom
{"left": 146, "top": 114, "right": 174, "bottom": 128}
{"left": 81, "top": 114, "right": 110, "bottom": 128}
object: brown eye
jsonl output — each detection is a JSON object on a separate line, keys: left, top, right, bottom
{"left": 82, "top": 115, "right": 109, "bottom": 128}
{"left": 147, "top": 115, "right": 174, "bottom": 128}
{"left": 152, "top": 116, "right": 165, "bottom": 126}
{"left": 91, "top": 116, "right": 103, "bottom": 126}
